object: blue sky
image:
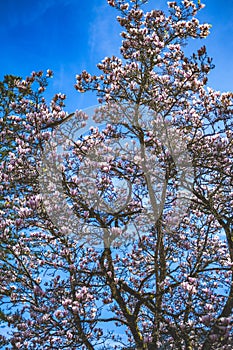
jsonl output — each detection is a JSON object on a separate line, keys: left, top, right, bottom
{"left": 1, "top": 0, "right": 233, "bottom": 112}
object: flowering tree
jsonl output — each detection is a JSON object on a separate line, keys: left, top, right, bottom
{"left": 0, "top": 0, "right": 233, "bottom": 349}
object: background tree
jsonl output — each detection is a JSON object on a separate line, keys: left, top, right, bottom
{"left": 0, "top": 0, "right": 232, "bottom": 349}
{"left": 0, "top": 71, "right": 54, "bottom": 323}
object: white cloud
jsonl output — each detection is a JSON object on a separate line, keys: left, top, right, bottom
{"left": 88, "top": 1, "right": 122, "bottom": 61}
{"left": 0, "top": 0, "right": 76, "bottom": 31}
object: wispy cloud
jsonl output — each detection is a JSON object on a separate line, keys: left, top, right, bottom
{"left": 88, "top": 2, "right": 122, "bottom": 61}
{"left": 0, "top": 0, "right": 76, "bottom": 32}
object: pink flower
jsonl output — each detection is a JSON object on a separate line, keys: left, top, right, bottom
{"left": 200, "top": 315, "right": 211, "bottom": 326}
{"left": 110, "top": 227, "right": 122, "bottom": 236}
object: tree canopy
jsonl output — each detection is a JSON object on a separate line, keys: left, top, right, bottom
{"left": 0, "top": 1, "right": 232, "bottom": 349}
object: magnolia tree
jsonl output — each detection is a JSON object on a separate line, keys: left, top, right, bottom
{"left": 0, "top": 0, "right": 233, "bottom": 349}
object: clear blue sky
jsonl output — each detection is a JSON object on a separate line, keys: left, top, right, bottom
{"left": 1, "top": 0, "right": 233, "bottom": 112}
